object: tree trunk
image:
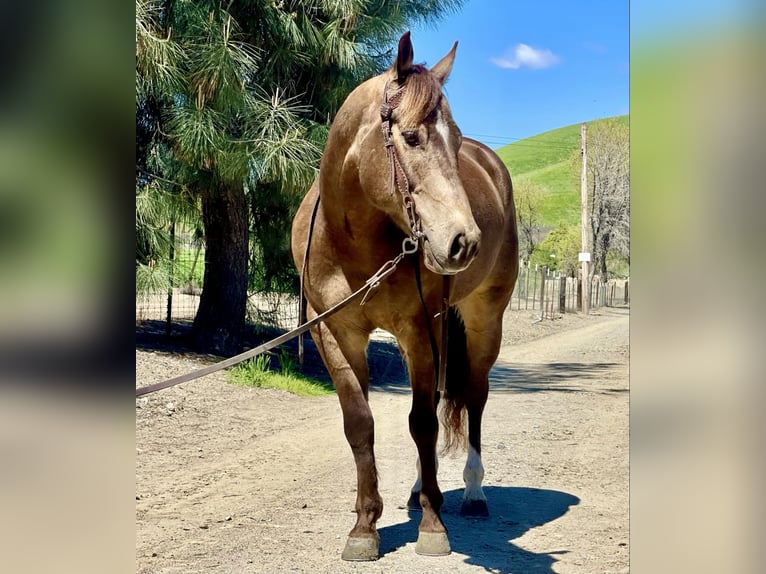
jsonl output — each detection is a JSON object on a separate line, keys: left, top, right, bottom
{"left": 192, "top": 180, "right": 249, "bottom": 356}
{"left": 599, "top": 232, "right": 610, "bottom": 284}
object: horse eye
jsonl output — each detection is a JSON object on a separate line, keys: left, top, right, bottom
{"left": 402, "top": 130, "right": 420, "bottom": 147}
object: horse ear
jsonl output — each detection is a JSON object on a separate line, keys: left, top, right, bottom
{"left": 431, "top": 41, "right": 458, "bottom": 85}
{"left": 396, "top": 31, "right": 414, "bottom": 83}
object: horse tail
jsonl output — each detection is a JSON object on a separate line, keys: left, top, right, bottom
{"left": 440, "top": 307, "right": 469, "bottom": 453}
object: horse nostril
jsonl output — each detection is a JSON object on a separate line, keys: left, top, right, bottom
{"left": 449, "top": 233, "right": 467, "bottom": 261}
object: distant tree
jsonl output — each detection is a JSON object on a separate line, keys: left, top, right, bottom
{"left": 531, "top": 223, "right": 580, "bottom": 277}
{"left": 514, "top": 179, "right": 545, "bottom": 261}
{"left": 582, "top": 118, "right": 629, "bottom": 282}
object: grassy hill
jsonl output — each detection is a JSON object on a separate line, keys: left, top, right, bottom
{"left": 495, "top": 115, "right": 628, "bottom": 228}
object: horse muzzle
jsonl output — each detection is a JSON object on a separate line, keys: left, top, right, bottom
{"left": 422, "top": 227, "right": 481, "bottom": 275}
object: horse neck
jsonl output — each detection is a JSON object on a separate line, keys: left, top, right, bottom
{"left": 319, "top": 76, "right": 394, "bottom": 249}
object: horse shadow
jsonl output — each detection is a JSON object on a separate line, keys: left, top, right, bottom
{"left": 377, "top": 486, "right": 579, "bottom": 573}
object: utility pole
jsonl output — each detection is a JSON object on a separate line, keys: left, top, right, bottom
{"left": 580, "top": 123, "right": 590, "bottom": 315}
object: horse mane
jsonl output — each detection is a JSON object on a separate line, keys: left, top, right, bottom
{"left": 392, "top": 64, "right": 442, "bottom": 130}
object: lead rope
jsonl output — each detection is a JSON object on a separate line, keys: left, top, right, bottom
{"left": 136, "top": 238, "right": 415, "bottom": 397}
{"left": 437, "top": 275, "right": 451, "bottom": 394}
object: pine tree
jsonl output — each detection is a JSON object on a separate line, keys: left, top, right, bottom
{"left": 136, "top": 0, "right": 464, "bottom": 355}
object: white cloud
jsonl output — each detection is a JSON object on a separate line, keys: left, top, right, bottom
{"left": 490, "top": 44, "right": 560, "bottom": 70}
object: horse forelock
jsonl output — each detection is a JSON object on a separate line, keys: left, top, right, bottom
{"left": 393, "top": 65, "right": 443, "bottom": 129}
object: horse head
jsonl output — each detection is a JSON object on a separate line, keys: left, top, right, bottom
{"left": 362, "top": 32, "right": 481, "bottom": 275}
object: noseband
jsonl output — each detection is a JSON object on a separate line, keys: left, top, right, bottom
{"left": 380, "top": 82, "right": 422, "bottom": 250}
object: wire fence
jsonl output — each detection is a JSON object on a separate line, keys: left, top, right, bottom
{"left": 136, "top": 232, "right": 204, "bottom": 328}
{"left": 136, "top": 246, "right": 629, "bottom": 335}
{"left": 136, "top": 232, "right": 305, "bottom": 336}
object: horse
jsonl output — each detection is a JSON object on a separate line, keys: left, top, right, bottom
{"left": 291, "top": 31, "right": 518, "bottom": 561}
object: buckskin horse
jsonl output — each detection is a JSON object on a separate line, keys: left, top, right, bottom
{"left": 291, "top": 32, "right": 518, "bottom": 561}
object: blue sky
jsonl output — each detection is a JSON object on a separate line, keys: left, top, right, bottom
{"left": 409, "top": 0, "right": 629, "bottom": 148}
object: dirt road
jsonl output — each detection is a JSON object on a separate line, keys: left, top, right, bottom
{"left": 136, "top": 307, "right": 628, "bottom": 574}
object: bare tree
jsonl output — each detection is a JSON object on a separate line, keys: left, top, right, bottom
{"left": 514, "top": 179, "right": 545, "bottom": 262}
{"left": 586, "top": 118, "right": 629, "bottom": 282}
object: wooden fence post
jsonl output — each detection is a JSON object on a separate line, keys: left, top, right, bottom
{"left": 165, "top": 213, "right": 176, "bottom": 337}
{"left": 591, "top": 277, "right": 603, "bottom": 307}
{"left": 559, "top": 275, "right": 566, "bottom": 314}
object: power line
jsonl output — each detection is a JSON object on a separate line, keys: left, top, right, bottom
{"left": 465, "top": 132, "right": 575, "bottom": 145}
{"left": 463, "top": 133, "right": 624, "bottom": 154}
{"left": 463, "top": 132, "right": 578, "bottom": 150}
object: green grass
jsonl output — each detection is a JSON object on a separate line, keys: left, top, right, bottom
{"left": 519, "top": 165, "right": 580, "bottom": 226}
{"left": 496, "top": 123, "right": 582, "bottom": 175}
{"left": 497, "top": 115, "right": 628, "bottom": 228}
{"left": 228, "top": 353, "right": 335, "bottom": 397}
{"left": 173, "top": 245, "right": 205, "bottom": 287}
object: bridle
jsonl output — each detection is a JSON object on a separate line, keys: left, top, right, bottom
{"left": 379, "top": 81, "right": 423, "bottom": 251}
{"left": 378, "top": 79, "right": 451, "bottom": 395}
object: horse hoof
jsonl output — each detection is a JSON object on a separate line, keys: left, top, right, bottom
{"left": 415, "top": 531, "right": 451, "bottom": 556}
{"left": 406, "top": 491, "right": 422, "bottom": 511}
{"left": 341, "top": 536, "right": 379, "bottom": 561}
{"left": 461, "top": 499, "right": 489, "bottom": 517}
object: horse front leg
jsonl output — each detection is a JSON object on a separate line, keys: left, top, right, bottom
{"left": 406, "top": 452, "right": 438, "bottom": 510}
{"left": 310, "top": 318, "right": 382, "bottom": 561}
{"left": 406, "top": 347, "right": 451, "bottom": 556}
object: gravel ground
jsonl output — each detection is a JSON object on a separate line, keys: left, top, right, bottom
{"left": 136, "top": 305, "right": 628, "bottom": 574}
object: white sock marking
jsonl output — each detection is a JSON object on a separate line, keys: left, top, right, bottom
{"left": 463, "top": 445, "right": 487, "bottom": 502}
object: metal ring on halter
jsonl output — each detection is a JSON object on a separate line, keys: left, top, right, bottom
{"left": 402, "top": 237, "right": 419, "bottom": 254}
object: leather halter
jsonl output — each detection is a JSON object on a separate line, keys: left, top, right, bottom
{"left": 380, "top": 81, "right": 423, "bottom": 248}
